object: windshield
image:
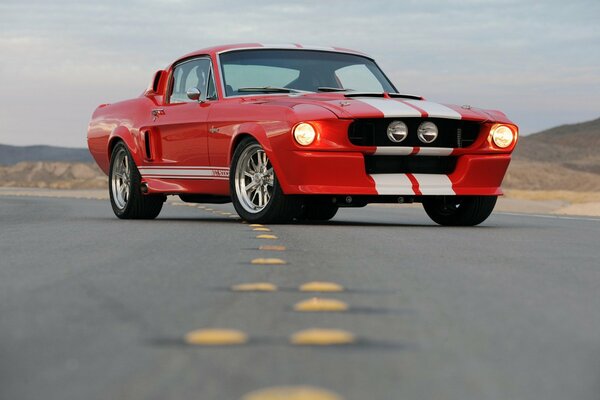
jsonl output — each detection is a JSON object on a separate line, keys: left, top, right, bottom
{"left": 219, "top": 49, "right": 397, "bottom": 96}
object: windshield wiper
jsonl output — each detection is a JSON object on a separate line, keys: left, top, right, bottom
{"left": 317, "top": 87, "right": 353, "bottom": 92}
{"left": 344, "top": 92, "right": 422, "bottom": 100}
{"left": 237, "top": 86, "right": 304, "bottom": 94}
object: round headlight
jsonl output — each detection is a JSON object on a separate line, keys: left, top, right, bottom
{"left": 293, "top": 122, "right": 316, "bottom": 146}
{"left": 387, "top": 121, "right": 408, "bottom": 143}
{"left": 417, "top": 121, "right": 438, "bottom": 143}
{"left": 491, "top": 125, "right": 515, "bottom": 148}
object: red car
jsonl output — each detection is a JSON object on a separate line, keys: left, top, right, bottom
{"left": 88, "top": 43, "right": 518, "bottom": 225}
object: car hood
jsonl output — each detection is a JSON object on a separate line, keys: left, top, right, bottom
{"left": 261, "top": 93, "right": 498, "bottom": 122}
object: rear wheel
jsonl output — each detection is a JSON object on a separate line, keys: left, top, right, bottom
{"left": 422, "top": 195, "right": 497, "bottom": 226}
{"left": 109, "top": 142, "right": 165, "bottom": 219}
{"left": 230, "top": 138, "right": 300, "bottom": 223}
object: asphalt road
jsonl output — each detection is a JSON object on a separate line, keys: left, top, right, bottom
{"left": 1, "top": 195, "right": 600, "bottom": 400}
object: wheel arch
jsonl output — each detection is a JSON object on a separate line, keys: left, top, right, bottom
{"left": 108, "top": 126, "right": 143, "bottom": 165}
{"left": 228, "top": 123, "right": 292, "bottom": 193}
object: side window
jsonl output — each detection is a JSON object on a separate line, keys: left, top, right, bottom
{"left": 335, "top": 64, "right": 384, "bottom": 92}
{"left": 169, "top": 58, "right": 215, "bottom": 103}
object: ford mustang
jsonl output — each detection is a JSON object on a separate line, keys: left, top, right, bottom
{"left": 87, "top": 43, "right": 518, "bottom": 225}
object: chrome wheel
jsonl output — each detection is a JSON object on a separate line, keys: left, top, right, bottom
{"left": 110, "top": 148, "right": 131, "bottom": 210}
{"left": 234, "top": 144, "right": 274, "bottom": 213}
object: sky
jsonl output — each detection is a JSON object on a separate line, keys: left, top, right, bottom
{"left": 0, "top": 0, "right": 598, "bottom": 148}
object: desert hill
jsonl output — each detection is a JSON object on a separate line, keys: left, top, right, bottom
{"left": 0, "top": 162, "right": 107, "bottom": 189}
{"left": 0, "top": 144, "right": 92, "bottom": 165}
{"left": 505, "top": 117, "right": 600, "bottom": 191}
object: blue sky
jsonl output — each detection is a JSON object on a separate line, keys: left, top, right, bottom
{"left": 0, "top": 0, "right": 598, "bottom": 147}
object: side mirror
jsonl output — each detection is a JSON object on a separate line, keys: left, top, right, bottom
{"left": 186, "top": 87, "right": 202, "bottom": 102}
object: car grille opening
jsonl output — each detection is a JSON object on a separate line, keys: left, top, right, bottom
{"left": 365, "top": 155, "right": 457, "bottom": 175}
{"left": 349, "top": 118, "right": 480, "bottom": 148}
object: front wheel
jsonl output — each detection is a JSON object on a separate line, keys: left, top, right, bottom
{"left": 109, "top": 142, "right": 165, "bottom": 219}
{"left": 298, "top": 201, "right": 339, "bottom": 221}
{"left": 422, "top": 195, "right": 497, "bottom": 226}
{"left": 230, "top": 138, "right": 300, "bottom": 223}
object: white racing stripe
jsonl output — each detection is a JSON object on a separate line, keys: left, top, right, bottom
{"left": 373, "top": 147, "right": 454, "bottom": 156}
{"left": 416, "top": 147, "right": 454, "bottom": 156}
{"left": 412, "top": 174, "right": 455, "bottom": 195}
{"left": 404, "top": 100, "right": 462, "bottom": 119}
{"left": 139, "top": 166, "right": 229, "bottom": 180}
{"left": 374, "top": 147, "right": 415, "bottom": 155}
{"left": 357, "top": 98, "right": 422, "bottom": 118}
{"left": 370, "top": 174, "right": 414, "bottom": 195}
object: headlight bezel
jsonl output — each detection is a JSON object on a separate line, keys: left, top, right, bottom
{"left": 387, "top": 120, "right": 409, "bottom": 143}
{"left": 293, "top": 122, "right": 317, "bottom": 146}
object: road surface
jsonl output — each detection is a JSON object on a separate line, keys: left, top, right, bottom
{"left": 1, "top": 195, "right": 599, "bottom": 400}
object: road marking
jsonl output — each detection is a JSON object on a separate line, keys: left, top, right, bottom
{"left": 205, "top": 208, "right": 214, "bottom": 211}
{"left": 299, "top": 282, "right": 344, "bottom": 292}
{"left": 249, "top": 224, "right": 264, "bottom": 227}
{"left": 242, "top": 385, "right": 344, "bottom": 400}
{"left": 259, "top": 245, "right": 287, "bottom": 251}
{"left": 256, "top": 234, "right": 278, "bottom": 239}
{"left": 251, "top": 258, "right": 287, "bottom": 265}
{"left": 253, "top": 227, "right": 272, "bottom": 232}
{"left": 290, "top": 329, "right": 356, "bottom": 346}
{"left": 293, "top": 298, "right": 348, "bottom": 312}
{"left": 217, "top": 211, "right": 232, "bottom": 215}
{"left": 231, "top": 282, "right": 278, "bottom": 292}
{"left": 184, "top": 329, "right": 247, "bottom": 345}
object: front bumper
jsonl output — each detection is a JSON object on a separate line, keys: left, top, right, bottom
{"left": 278, "top": 150, "right": 511, "bottom": 196}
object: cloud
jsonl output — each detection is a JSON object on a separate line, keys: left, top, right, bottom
{"left": 0, "top": 0, "right": 599, "bottom": 146}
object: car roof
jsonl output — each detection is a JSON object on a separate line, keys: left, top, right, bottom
{"left": 174, "top": 43, "right": 371, "bottom": 64}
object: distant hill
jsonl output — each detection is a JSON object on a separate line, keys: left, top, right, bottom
{"left": 0, "top": 161, "right": 106, "bottom": 189}
{"left": 505, "top": 117, "right": 600, "bottom": 191}
{"left": 0, "top": 144, "right": 92, "bottom": 165}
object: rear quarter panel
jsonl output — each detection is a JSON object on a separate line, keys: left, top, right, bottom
{"left": 87, "top": 96, "right": 158, "bottom": 174}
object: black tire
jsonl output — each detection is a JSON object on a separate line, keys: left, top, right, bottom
{"left": 298, "top": 200, "right": 339, "bottom": 221}
{"left": 109, "top": 142, "right": 165, "bottom": 219}
{"left": 230, "top": 137, "right": 300, "bottom": 223}
{"left": 422, "top": 195, "right": 497, "bottom": 226}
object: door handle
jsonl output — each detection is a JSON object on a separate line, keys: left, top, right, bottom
{"left": 151, "top": 109, "right": 165, "bottom": 121}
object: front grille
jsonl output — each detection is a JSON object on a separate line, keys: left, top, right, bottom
{"left": 365, "top": 155, "right": 457, "bottom": 175}
{"left": 349, "top": 118, "right": 480, "bottom": 148}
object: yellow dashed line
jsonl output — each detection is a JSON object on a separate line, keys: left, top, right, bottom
{"left": 258, "top": 245, "right": 287, "bottom": 251}
{"left": 251, "top": 258, "right": 287, "bottom": 265}
{"left": 249, "top": 223, "right": 264, "bottom": 227}
{"left": 184, "top": 329, "right": 247, "bottom": 346}
{"left": 290, "top": 328, "right": 355, "bottom": 346}
{"left": 242, "top": 385, "right": 344, "bottom": 400}
{"left": 256, "top": 234, "right": 278, "bottom": 239}
{"left": 253, "top": 227, "right": 272, "bottom": 232}
{"left": 293, "top": 298, "right": 348, "bottom": 312}
{"left": 217, "top": 211, "right": 232, "bottom": 215}
{"left": 299, "top": 282, "right": 344, "bottom": 293}
{"left": 205, "top": 208, "right": 214, "bottom": 211}
{"left": 231, "top": 282, "right": 278, "bottom": 292}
